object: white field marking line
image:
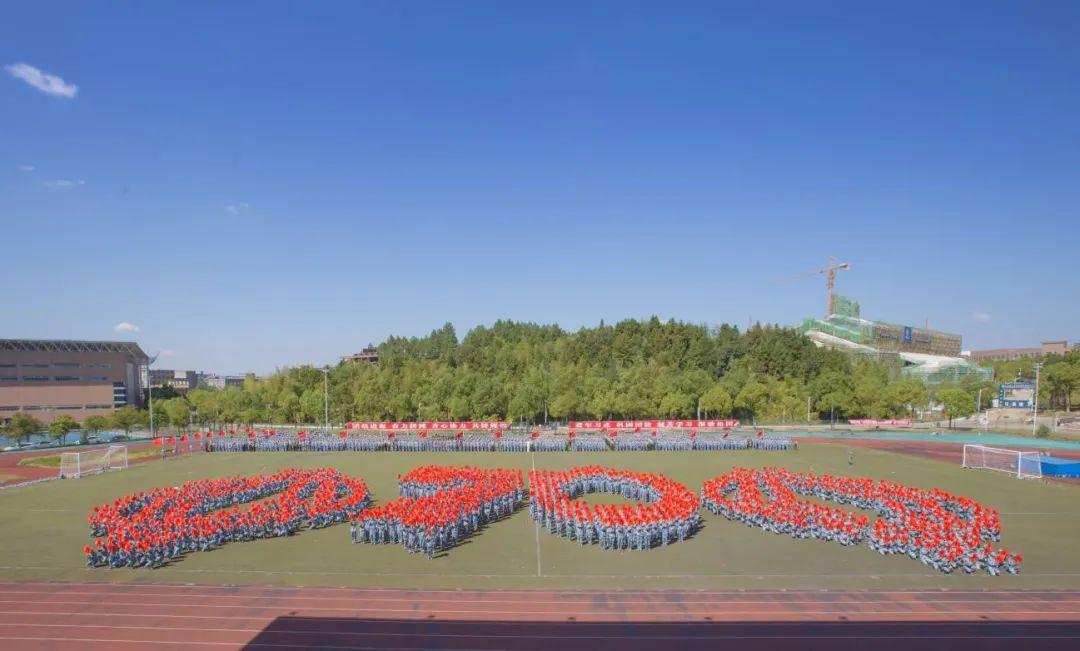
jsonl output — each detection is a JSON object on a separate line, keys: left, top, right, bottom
{"left": 1, "top": 622, "right": 1079, "bottom": 641}
{"left": 2, "top": 590, "right": 1078, "bottom": 606}
{"left": 7, "top": 565, "right": 1080, "bottom": 579}
{"left": 1, "top": 581, "right": 1077, "bottom": 596}
{"left": 4, "top": 591, "right": 1075, "bottom": 604}
{"left": 4, "top": 600, "right": 1075, "bottom": 613}
{"left": 1, "top": 600, "right": 1077, "bottom": 617}
{"left": 999, "top": 512, "right": 1080, "bottom": 515}
{"left": 531, "top": 451, "right": 541, "bottom": 578}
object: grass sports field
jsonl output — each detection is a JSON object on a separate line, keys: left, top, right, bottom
{"left": 0, "top": 442, "right": 1076, "bottom": 591}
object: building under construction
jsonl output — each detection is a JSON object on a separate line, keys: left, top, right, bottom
{"left": 799, "top": 295, "right": 991, "bottom": 385}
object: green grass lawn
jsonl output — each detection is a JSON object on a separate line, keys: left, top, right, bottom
{"left": 0, "top": 443, "right": 1076, "bottom": 590}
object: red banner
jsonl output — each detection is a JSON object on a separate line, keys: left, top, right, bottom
{"left": 347, "top": 421, "right": 509, "bottom": 431}
{"left": 848, "top": 419, "right": 912, "bottom": 426}
{"left": 569, "top": 419, "right": 739, "bottom": 430}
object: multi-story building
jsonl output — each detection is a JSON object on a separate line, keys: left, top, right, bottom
{"left": 0, "top": 339, "right": 149, "bottom": 425}
{"left": 198, "top": 373, "right": 247, "bottom": 389}
{"left": 798, "top": 295, "right": 991, "bottom": 385}
{"left": 967, "top": 341, "right": 1071, "bottom": 362}
{"left": 341, "top": 345, "right": 379, "bottom": 367}
{"left": 148, "top": 369, "right": 199, "bottom": 392}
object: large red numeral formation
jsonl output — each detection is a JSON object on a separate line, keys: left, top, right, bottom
{"left": 351, "top": 465, "right": 524, "bottom": 557}
{"left": 84, "top": 464, "right": 1022, "bottom": 575}
{"left": 85, "top": 468, "right": 371, "bottom": 568}
{"left": 529, "top": 466, "right": 701, "bottom": 550}
{"left": 701, "top": 467, "right": 1021, "bottom": 575}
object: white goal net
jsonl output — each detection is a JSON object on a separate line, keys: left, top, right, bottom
{"left": 962, "top": 444, "right": 1042, "bottom": 479}
{"left": 59, "top": 445, "right": 129, "bottom": 479}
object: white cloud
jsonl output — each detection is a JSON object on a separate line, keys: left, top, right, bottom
{"left": 5, "top": 62, "right": 78, "bottom": 98}
{"left": 159, "top": 349, "right": 175, "bottom": 358}
{"left": 18, "top": 165, "right": 35, "bottom": 172}
{"left": 971, "top": 311, "right": 991, "bottom": 323}
{"left": 113, "top": 321, "right": 140, "bottom": 333}
{"left": 43, "top": 179, "right": 85, "bottom": 188}
{"left": 225, "top": 202, "right": 250, "bottom": 215}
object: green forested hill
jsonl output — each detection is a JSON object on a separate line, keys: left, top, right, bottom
{"left": 164, "top": 318, "right": 1021, "bottom": 426}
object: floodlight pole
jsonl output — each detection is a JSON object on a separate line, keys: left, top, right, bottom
{"left": 976, "top": 388, "right": 982, "bottom": 423}
{"left": 146, "top": 353, "right": 159, "bottom": 441}
{"left": 321, "top": 368, "right": 330, "bottom": 431}
{"left": 1032, "top": 363, "right": 1043, "bottom": 436}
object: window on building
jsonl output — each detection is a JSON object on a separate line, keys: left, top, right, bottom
{"left": 82, "top": 376, "right": 108, "bottom": 382}
{"left": 55, "top": 405, "right": 83, "bottom": 410}
{"left": 86, "top": 404, "right": 113, "bottom": 410}
{"left": 0, "top": 406, "right": 19, "bottom": 411}
{"left": 22, "top": 375, "right": 50, "bottom": 381}
{"left": 0, "top": 363, "right": 15, "bottom": 368}
{"left": 52, "top": 362, "right": 80, "bottom": 368}
{"left": 0, "top": 376, "right": 17, "bottom": 382}
{"left": 20, "top": 363, "right": 49, "bottom": 368}
{"left": 54, "top": 376, "right": 81, "bottom": 381}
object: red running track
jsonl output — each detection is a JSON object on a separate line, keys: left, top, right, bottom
{"left": 0, "top": 582, "right": 1076, "bottom": 650}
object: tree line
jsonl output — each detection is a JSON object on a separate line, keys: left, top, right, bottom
{"left": 135, "top": 320, "right": 1080, "bottom": 430}
{"left": 3, "top": 405, "right": 148, "bottom": 446}
{"left": 6, "top": 320, "right": 1078, "bottom": 442}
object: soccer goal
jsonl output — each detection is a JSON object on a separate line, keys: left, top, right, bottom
{"left": 962, "top": 444, "right": 1042, "bottom": 479}
{"left": 59, "top": 445, "right": 129, "bottom": 479}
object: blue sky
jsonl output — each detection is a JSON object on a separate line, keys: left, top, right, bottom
{"left": 3, "top": 1, "right": 1079, "bottom": 374}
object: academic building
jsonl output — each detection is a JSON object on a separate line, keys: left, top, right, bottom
{"left": 0, "top": 339, "right": 149, "bottom": 426}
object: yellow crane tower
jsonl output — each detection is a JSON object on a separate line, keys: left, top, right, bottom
{"left": 793, "top": 257, "right": 851, "bottom": 318}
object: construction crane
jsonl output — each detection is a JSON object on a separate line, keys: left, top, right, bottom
{"left": 791, "top": 257, "right": 850, "bottom": 318}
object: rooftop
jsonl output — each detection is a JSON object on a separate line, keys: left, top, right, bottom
{"left": 0, "top": 339, "right": 149, "bottom": 360}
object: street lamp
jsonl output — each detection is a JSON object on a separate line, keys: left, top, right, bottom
{"left": 321, "top": 368, "right": 330, "bottom": 431}
{"left": 146, "top": 353, "right": 159, "bottom": 440}
{"left": 1032, "top": 363, "right": 1043, "bottom": 437}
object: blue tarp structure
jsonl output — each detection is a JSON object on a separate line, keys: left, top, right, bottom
{"left": 1040, "top": 456, "right": 1080, "bottom": 478}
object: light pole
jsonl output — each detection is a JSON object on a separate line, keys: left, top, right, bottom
{"left": 1032, "top": 363, "right": 1043, "bottom": 436}
{"left": 321, "top": 368, "right": 330, "bottom": 431}
{"left": 146, "top": 353, "right": 159, "bottom": 440}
